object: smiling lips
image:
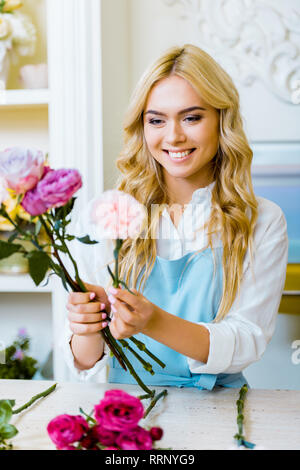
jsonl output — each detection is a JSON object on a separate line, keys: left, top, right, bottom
{"left": 164, "top": 148, "right": 195, "bottom": 160}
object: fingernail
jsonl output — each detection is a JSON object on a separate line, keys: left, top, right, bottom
{"left": 102, "top": 322, "right": 108, "bottom": 328}
{"left": 100, "top": 303, "right": 105, "bottom": 310}
{"left": 108, "top": 295, "right": 116, "bottom": 304}
{"left": 90, "top": 292, "right": 96, "bottom": 300}
{"left": 109, "top": 287, "right": 118, "bottom": 295}
{"left": 102, "top": 313, "right": 107, "bottom": 319}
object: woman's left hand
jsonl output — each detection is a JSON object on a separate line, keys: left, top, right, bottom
{"left": 107, "top": 285, "right": 158, "bottom": 339}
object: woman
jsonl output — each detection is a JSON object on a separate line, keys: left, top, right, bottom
{"left": 62, "top": 44, "right": 288, "bottom": 389}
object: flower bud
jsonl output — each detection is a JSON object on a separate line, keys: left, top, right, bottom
{"left": 2, "top": 0, "right": 23, "bottom": 13}
{"left": 150, "top": 426, "right": 163, "bottom": 441}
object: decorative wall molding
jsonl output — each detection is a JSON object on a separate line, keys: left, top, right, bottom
{"left": 163, "top": 0, "right": 300, "bottom": 104}
{"left": 46, "top": 0, "right": 103, "bottom": 381}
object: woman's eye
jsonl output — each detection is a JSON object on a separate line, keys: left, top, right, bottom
{"left": 184, "top": 115, "right": 202, "bottom": 122}
{"left": 148, "top": 118, "right": 164, "bottom": 125}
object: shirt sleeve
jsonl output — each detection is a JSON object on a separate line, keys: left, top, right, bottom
{"left": 187, "top": 198, "right": 289, "bottom": 375}
{"left": 58, "top": 198, "right": 115, "bottom": 381}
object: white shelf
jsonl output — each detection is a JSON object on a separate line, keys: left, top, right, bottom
{"left": 0, "top": 273, "right": 53, "bottom": 293}
{"left": 0, "top": 89, "right": 50, "bottom": 109}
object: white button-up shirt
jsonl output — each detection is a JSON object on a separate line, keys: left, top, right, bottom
{"left": 60, "top": 181, "right": 289, "bottom": 382}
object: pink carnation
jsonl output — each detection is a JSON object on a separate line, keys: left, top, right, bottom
{"left": 90, "top": 190, "right": 146, "bottom": 240}
{"left": 21, "top": 168, "right": 82, "bottom": 216}
{"left": 0, "top": 147, "right": 45, "bottom": 194}
{"left": 47, "top": 414, "right": 89, "bottom": 448}
{"left": 94, "top": 389, "right": 144, "bottom": 432}
{"left": 116, "top": 426, "right": 153, "bottom": 450}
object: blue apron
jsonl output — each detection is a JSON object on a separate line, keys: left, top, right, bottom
{"left": 108, "top": 247, "right": 247, "bottom": 390}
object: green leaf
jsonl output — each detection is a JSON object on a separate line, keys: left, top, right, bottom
{"left": 76, "top": 235, "right": 98, "bottom": 245}
{"left": 53, "top": 197, "right": 77, "bottom": 221}
{"left": 0, "top": 240, "right": 22, "bottom": 260}
{"left": 0, "top": 423, "right": 18, "bottom": 440}
{"left": 0, "top": 401, "right": 13, "bottom": 425}
{"left": 53, "top": 243, "right": 68, "bottom": 253}
{"left": 27, "top": 251, "right": 51, "bottom": 286}
{"left": 34, "top": 219, "right": 42, "bottom": 236}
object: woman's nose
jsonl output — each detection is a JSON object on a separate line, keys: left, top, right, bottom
{"left": 165, "top": 120, "right": 186, "bottom": 144}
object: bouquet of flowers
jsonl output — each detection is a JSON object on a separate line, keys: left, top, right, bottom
{"left": 47, "top": 389, "right": 165, "bottom": 450}
{"left": 0, "top": 147, "right": 167, "bottom": 415}
{"left": 0, "top": 327, "right": 38, "bottom": 379}
{"left": 0, "top": 1, "right": 36, "bottom": 85}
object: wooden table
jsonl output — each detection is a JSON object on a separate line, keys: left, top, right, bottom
{"left": 1, "top": 379, "right": 300, "bottom": 450}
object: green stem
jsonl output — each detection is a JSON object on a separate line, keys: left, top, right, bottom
{"left": 112, "top": 338, "right": 155, "bottom": 397}
{"left": 119, "top": 339, "right": 154, "bottom": 375}
{"left": 233, "top": 384, "right": 255, "bottom": 449}
{"left": 143, "top": 389, "right": 168, "bottom": 419}
{"left": 128, "top": 337, "right": 166, "bottom": 369}
{"left": 101, "top": 327, "right": 127, "bottom": 371}
{"left": 12, "top": 383, "right": 57, "bottom": 415}
{"left": 0, "top": 209, "right": 40, "bottom": 250}
{"left": 38, "top": 215, "right": 79, "bottom": 291}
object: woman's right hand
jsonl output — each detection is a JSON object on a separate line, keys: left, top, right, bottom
{"left": 66, "top": 283, "right": 110, "bottom": 336}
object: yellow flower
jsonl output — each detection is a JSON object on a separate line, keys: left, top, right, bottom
{"left": 16, "top": 203, "right": 37, "bottom": 224}
{"left": 0, "top": 16, "right": 12, "bottom": 39}
{"left": 2, "top": 0, "right": 23, "bottom": 13}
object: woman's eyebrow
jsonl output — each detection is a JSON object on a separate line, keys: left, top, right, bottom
{"left": 144, "top": 106, "right": 206, "bottom": 116}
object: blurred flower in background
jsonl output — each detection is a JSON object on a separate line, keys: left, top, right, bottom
{"left": 0, "top": 0, "right": 36, "bottom": 87}
{"left": 0, "top": 327, "right": 38, "bottom": 379}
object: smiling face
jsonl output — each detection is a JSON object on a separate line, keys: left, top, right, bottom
{"left": 143, "top": 74, "right": 220, "bottom": 203}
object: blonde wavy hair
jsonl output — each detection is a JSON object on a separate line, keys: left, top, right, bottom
{"left": 110, "top": 44, "right": 258, "bottom": 322}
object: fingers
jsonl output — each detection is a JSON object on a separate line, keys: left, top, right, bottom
{"left": 66, "top": 300, "right": 105, "bottom": 314}
{"left": 68, "top": 311, "right": 107, "bottom": 324}
{"left": 68, "top": 291, "right": 96, "bottom": 305}
{"left": 108, "top": 286, "right": 139, "bottom": 309}
{"left": 69, "top": 318, "right": 108, "bottom": 335}
{"left": 67, "top": 288, "right": 109, "bottom": 336}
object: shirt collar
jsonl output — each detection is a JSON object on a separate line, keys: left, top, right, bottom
{"left": 191, "top": 180, "right": 216, "bottom": 203}
{"left": 161, "top": 180, "right": 215, "bottom": 220}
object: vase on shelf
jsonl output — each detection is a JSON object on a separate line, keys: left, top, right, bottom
{"left": 0, "top": 223, "right": 50, "bottom": 275}
{"left": 0, "top": 230, "right": 30, "bottom": 273}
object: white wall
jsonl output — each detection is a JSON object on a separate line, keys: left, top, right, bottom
{"left": 101, "top": 0, "right": 131, "bottom": 190}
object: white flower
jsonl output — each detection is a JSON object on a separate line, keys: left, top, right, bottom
{"left": 0, "top": 177, "right": 9, "bottom": 205}
{"left": 0, "top": 11, "right": 36, "bottom": 58}
{"left": 0, "top": 16, "right": 12, "bottom": 39}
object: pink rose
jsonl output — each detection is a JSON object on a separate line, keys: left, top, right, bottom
{"left": 94, "top": 389, "right": 144, "bottom": 432}
{"left": 0, "top": 147, "right": 45, "bottom": 194}
{"left": 80, "top": 425, "right": 118, "bottom": 449}
{"left": 20, "top": 184, "right": 50, "bottom": 216}
{"left": 37, "top": 168, "right": 82, "bottom": 208}
{"left": 47, "top": 414, "right": 89, "bottom": 448}
{"left": 90, "top": 190, "right": 146, "bottom": 240}
{"left": 21, "top": 168, "right": 82, "bottom": 216}
{"left": 116, "top": 426, "right": 153, "bottom": 450}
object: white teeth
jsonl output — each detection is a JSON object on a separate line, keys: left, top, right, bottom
{"left": 168, "top": 150, "right": 192, "bottom": 159}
